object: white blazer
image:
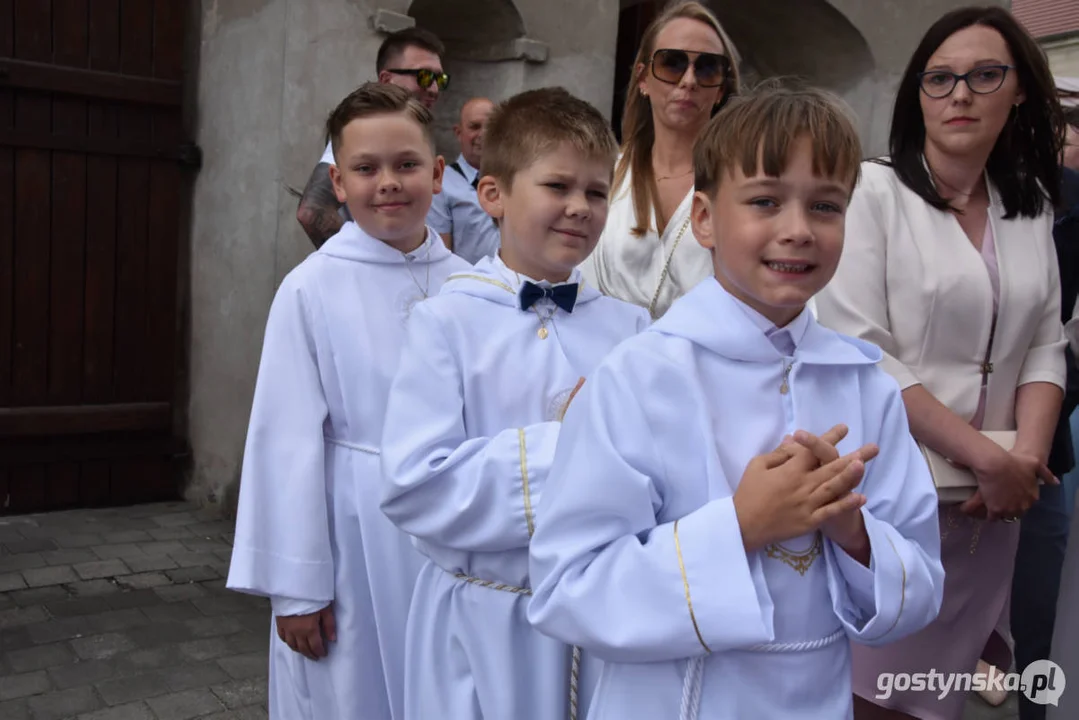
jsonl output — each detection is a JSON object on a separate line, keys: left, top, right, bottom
{"left": 816, "top": 161, "right": 1066, "bottom": 431}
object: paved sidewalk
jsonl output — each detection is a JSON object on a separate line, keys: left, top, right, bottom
{"left": 0, "top": 501, "right": 268, "bottom": 720}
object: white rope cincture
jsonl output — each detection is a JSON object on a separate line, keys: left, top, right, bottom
{"left": 677, "top": 628, "right": 846, "bottom": 720}
{"left": 323, "top": 437, "right": 380, "bottom": 455}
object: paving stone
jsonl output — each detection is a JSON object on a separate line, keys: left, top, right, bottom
{"left": 0, "top": 670, "right": 51, "bottom": 701}
{"left": 23, "top": 565, "right": 80, "bottom": 588}
{"left": 0, "top": 593, "right": 16, "bottom": 612}
{"left": 0, "top": 698, "right": 31, "bottom": 719}
{"left": 115, "top": 573, "right": 171, "bottom": 590}
{"left": 234, "top": 708, "right": 269, "bottom": 720}
{"left": 152, "top": 513, "right": 198, "bottom": 529}
{"left": 215, "top": 654, "right": 265, "bottom": 681}
{"left": 181, "top": 539, "right": 231, "bottom": 554}
{"left": 92, "top": 545, "right": 146, "bottom": 562}
{"left": 46, "top": 595, "right": 115, "bottom": 618}
{"left": 76, "top": 701, "right": 156, "bottom": 720}
{"left": 192, "top": 597, "right": 252, "bottom": 617}
{"left": 26, "top": 616, "right": 90, "bottom": 645}
{"left": 71, "top": 633, "right": 137, "bottom": 661}
{"left": 169, "top": 552, "right": 220, "bottom": 569}
{"left": 154, "top": 584, "right": 207, "bottom": 603}
{"left": 123, "top": 555, "right": 178, "bottom": 573}
{"left": 210, "top": 677, "right": 265, "bottom": 709}
{"left": 47, "top": 659, "right": 118, "bottom": 690}
{"left": 143, "top": 603, "right": 202, "bottom": 624}
{"left": 0, "top": 627, "right": 34, "bottom": 654}
{"left": 95, "top": 671, "right": 171, "bottom": 705}
{"left": 42, "top": 549, "right": 100, "bottom": 566}
{"left": 102, "top": 531, "right": 153, "bottom": 544}
{"left": 6, "top": 642, "right": 77, "bottom": 673}
{"left": 138, "top": 541, "right": 188, "bottom": 557}
{"left": 74, "top": 560, "right": 131, "bottom": 581}
{"left": 0, "top": 572, "right": 27, "bottom": 592}
{"left": 55, "top": 534, "right": 105, "bottom": 549}
{"left": 0, "top": 606, "right": 49, "bottom": 630}
{"left": 0, "top": 553, "right": 47, "bottom": 574}
{"left": 27, "top": 686, "right": 102, "bottom": 720}
{"left": 163, "top": 662, "right": 230, "bottom": 693}
{"left": 146, "top": 527, "right": 194, "bottom": 541}
{"left": 182, "top": 616, "right": 247, "bottom": 639}
{"left": 178, "top": 637, "right": 234, "bottom": 663}
{"left": 166, "top": 566, "right": 219, "bottom": 584}
{"left": 112, "top": 648, "right": 184, "bottom": 676}
{"left": 10, "top": 586, "right": 68, "bottom": 609}
{"left": 200, "top": 579, "right": 228, "bottom": 591}
{"left": 147, "top": 688, "right": 225, "bottom": 720}
{"left": 67, "top": 579, "right": 120, "bottom": 597}
{"left": 3, "top": 538, "right": 57, "bottom": 554}
{"left": 91, "top": 609, "right": 151, "bottom": 634}
{"left": 106, "top": 589, "right": 163, "bottom": 611}
{"left": 124, "top": 623, "right": 194, "bottom": 650}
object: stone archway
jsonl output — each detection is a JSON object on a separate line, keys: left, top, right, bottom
{"left": 408, "top": 0, "right": 532, "bottom": 154}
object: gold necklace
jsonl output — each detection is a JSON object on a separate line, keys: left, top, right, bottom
{"left": 655, "top": 168, "right": 693, "bottom": 182}
{"left": 764, "top": 532, "right": 822, "bottom": 576}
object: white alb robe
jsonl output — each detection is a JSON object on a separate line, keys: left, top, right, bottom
{"left": 227, "top": 222, "right": 470, "bottom": 720}
{"left": 379, "top": 256, "right": 650, "bottom": 720}
{"left": 527, "top": 279, "right": 945, "bottom": 720}
{"left": 578, "top": 169, "right": 712, "bottom": 318}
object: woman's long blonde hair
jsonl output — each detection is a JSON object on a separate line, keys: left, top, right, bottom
{"left": 616, "top": 1, "right": 741, "bottom": 236}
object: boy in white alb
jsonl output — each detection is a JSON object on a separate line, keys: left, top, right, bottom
{"left": 379, "top": 88, "right": 650, "bottom": 720}
{"left": 527, "top": 86, "right": 946, "bottom": 720}
{"left": 227, "top": 83, "right": 469, "bottom": 720}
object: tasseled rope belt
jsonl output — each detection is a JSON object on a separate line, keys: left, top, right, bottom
{"left": 679, "top": 628, "right": 846, "bottom": 720}
{"left": 453, "top": 572, "right": 583, "bottom": 720}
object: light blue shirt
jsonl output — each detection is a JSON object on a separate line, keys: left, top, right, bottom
{"left": 427, "top": 155, "right": 501, "bottom": 265}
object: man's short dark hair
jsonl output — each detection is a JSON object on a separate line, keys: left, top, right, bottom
{"left": 376, "top": 28, "right": 444, "bottom": 73}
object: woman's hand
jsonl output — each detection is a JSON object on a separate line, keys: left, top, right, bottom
{"left": 963, "top": 442, "right": 1054, "bottom": 521}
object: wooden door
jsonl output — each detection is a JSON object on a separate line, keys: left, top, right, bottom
{"left": 0, "top": 0, "right": 196, "bottom": 513}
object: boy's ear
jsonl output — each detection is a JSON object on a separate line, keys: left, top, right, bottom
{"left": 329, "top": 163, "right": 347, "bottom": 205}
{"left": 691, "top": 190, "right": 716, "bottom": 251}
{"left": 432, "top": 154, "right": 446, "bottom": 195}
{"left": 476, "top": 175, "right": 504, "bottom": 220}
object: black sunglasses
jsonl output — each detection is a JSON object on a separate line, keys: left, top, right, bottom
{"left": 650, "top": 49, "right": 730, "bottom": 88}
{"left": 385, "top": 68, "right": 450, "bottom": 91}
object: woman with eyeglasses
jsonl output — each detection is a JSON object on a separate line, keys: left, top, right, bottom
{"left": 815, "top": 7, "right": 1067, "bottom": 719}
{"left": 579, "top": 1, "right": 740, "bottom": 319}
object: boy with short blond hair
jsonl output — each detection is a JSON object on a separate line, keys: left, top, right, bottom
{"left": 526, "top": 85, "right": 946, "bottom": 720}
{"left": 379, "top": 87, "right": 650, "bottom": 720}
{"left": 228, "top": 82, "right": 469, "bottom": 720}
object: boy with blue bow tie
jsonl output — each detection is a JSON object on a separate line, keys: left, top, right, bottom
{"left": 526, "top": 85, "right": 945, "bottom": 720}
{"left": 379, "top": 87, "right": 649, "bottom": 720}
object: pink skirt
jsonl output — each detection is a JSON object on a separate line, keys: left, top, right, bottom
{"left": 851, "top": 505, "right": 1021, "bottom": 720}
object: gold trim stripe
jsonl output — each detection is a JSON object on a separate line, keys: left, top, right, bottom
{"left": 674, "top": 519, "right": 711, "bottom": 653}
{"left": 446, "top": 273, "right": 515, "bottom": 294}
{"left": 519, "top": 428, "right": 535, "bottom": 538}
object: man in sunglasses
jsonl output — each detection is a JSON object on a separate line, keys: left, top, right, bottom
{"left": 296, "top": 27, "right": 450, "bottom": 248}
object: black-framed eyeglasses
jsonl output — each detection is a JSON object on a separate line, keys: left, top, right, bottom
{"left": 385, "top": 68, "right": 450, "bottom": 91}
{"left": 917, "top": 65, "right": 1015, "bottom": 98}
{"left": 650, "top": 48, "right": 730, "bottom": 88}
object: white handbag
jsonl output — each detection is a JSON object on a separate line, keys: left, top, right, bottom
{"left": 918, "top": 430, "right": 1016, "bottom": 504}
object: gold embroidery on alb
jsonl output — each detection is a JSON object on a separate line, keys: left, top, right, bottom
{"left": 765, "top": 532, "right": 822, "bottom": 576}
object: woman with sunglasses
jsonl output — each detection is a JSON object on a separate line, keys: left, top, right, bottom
{"left": 580, "top": 1, "right": 740, "bottom": 319}
{"left": 816, "top": 7, "right": 1066, "bottom": 719}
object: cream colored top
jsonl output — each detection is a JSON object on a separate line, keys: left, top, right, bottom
{"left": 580, "top": 168, "right": 713, "bottom": 318}
{"left": 816, "top": 162, "right": 1066, "bottom": 431}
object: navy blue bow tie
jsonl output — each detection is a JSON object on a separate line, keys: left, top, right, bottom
{"left": 519, "top": 281, "right": 578, "bottom": 313}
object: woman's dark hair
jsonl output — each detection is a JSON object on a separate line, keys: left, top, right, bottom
{"left": 884, "top": 6, "right": 1062, "bottom": 218}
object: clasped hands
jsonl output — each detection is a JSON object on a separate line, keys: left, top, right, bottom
{"left": 957, "top": 440, "right": 1057, "bottom": 522}
{"left": 733, "top": 424, "right": 878, "bottom": 566}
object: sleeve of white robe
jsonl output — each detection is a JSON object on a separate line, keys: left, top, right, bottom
{"left": 227, "top": 277, "right": 334, "bottom": 608}
{"left": 527, "top": 352, "right": 775, "bottom": 663}
{"left": 1018, "top": 211, "right": 1067, "bottom": 389}
{"left": 380, "top": 302, "right": 560, "bottom": 552}
{"left": 815, "top": 172, "right": 920, "bottom": 390}
{"left": 823, "top": 375, "right": 945, "bottom": 645}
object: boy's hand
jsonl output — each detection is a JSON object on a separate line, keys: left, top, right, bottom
{"left": 276, "top": 604, "right": 337, "bottom": 661}
{"left": 733, "top": 444, "right": 870, "bottom": 553}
